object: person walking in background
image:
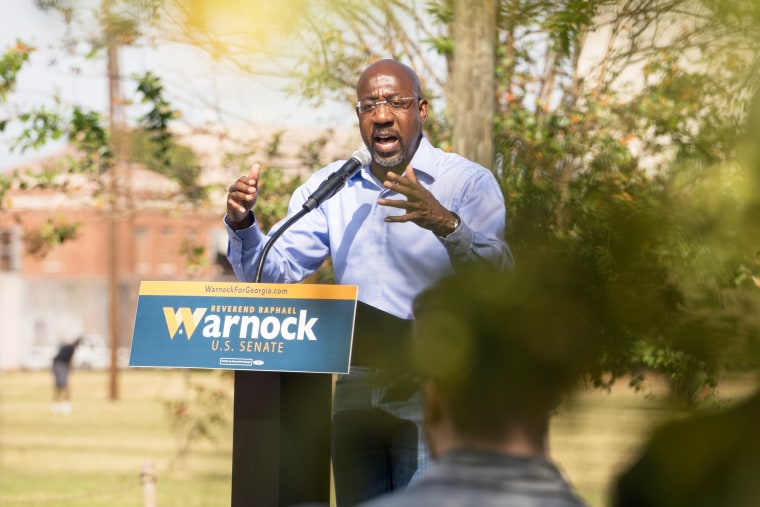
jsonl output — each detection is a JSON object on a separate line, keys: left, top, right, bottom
{"left": 225, "top": 58, "right": 512, "bottom": 505}
{"left": 51, "top": 336, "right": 81, "bottom": 415}
{"left": 356, "top": 259, "right": 601, "bottom": 507}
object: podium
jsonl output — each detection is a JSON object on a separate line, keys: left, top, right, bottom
{"left": 130, "top": 282, "right": 416, "bottom": 506}
{"left": 232, "top": 371, "right": 332, "bottom": 506}
{"left": 129, "top": 281, "right": 357, "bottom": 507}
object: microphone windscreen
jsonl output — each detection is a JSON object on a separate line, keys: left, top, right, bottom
{"left": 352, "top": 146, "right": 372, "bottom": 166}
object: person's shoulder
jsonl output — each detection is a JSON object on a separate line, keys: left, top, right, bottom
{"left": 355, "top": 493, "right": 427, "bottom": 507}
{"left": 353, "top": 482, "right": 436, "bottom": 507}
{"left": 420, "top": 143, "right": 494, "bottom": 180}
{"left": 423, "top": 142, "right": 482, "bottom": 168}
{"left": 358, "top": 490, "right": 586, "bottom": 507}
{"left": 613, "top": 391, "right": 760, "bottom": 507}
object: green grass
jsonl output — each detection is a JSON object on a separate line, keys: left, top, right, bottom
{"left": 0, "top": 369, "right": 756, "bottom": 506}
{"left": 0, "top": 369, "right": 234, "bottom": 507}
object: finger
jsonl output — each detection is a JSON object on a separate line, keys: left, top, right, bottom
{"left": 404, "top": 165, "right": 418, "bottom": 184}
{"left": 227, "top": 197, "right": 249, "bottom": 215}
{"left": 383, "top": 214, "right": 410, "bottom": 224}
{"left": 226, "top": 194, "right": 250, "bottom": 220}
{"left": 383, "top": 179, "right": 404, "bottom": 193}
{"left": 378, "top": 197, "right": 411, "bottom": 210}
{"left": 248, "top": 162, "right": 261, "bottom": 182}
{"left": 229, "top": 187, "right": 256, "bottom": 202}
{"left": 384, "top": 172, "right": 403, "bottom": 188}
{"left": 229, "top": 186, "right": 257, "bottom": 205}
{"left": 383, "top": 174, "right": 416, "bottom": 198}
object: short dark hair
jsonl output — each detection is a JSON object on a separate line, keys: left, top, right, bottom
{"left": 411, "top": 258, "right": 602, "bottom": 441}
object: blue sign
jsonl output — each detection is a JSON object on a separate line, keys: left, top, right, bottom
{"left": 129, "top": 281, "right": 357, "bottom": 374}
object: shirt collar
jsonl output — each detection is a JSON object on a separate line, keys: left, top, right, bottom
{"left": 357, "top": 136, "right": 438, "bottom": 183}
{"left": 408, "top": 136, "right": 438, "bottom": 178}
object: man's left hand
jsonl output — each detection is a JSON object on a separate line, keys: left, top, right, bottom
{"left": 378, "top": 166, "right": 459, "bottom": 237}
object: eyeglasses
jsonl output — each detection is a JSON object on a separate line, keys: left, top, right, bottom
{"left": 355, "top": 96, "right": 421, "bottom": 115}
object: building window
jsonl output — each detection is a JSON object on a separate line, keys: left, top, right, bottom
{"left": 134, "top": 226, "right": 150, "bottom": 275}
{"left": 0, "top": 227, "right": 21, "bottom": 272}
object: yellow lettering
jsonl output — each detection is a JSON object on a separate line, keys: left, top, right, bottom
{"left": 237, "top": 339, "right": 285, "bottom": 353}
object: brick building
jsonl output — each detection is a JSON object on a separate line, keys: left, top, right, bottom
{"left": 0, "top": 161, "right": 230, "bottom": 370}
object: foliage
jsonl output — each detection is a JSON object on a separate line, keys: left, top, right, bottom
{"left": 13, "top": 105, "right": 113, "bottom": 180}
{"left": 147, "top": 0, "right": 760, "bottom": 403}
{"left": 163, "top": 372, "right": 231, "bottom": 470}
{"left": 0, "top": 39, "right": 107, "bottom": 251}
{"left": 0, "top": 1, "right": 210, "bottom": 263}
{"left": 178, "top": 236, "right": 209, "bottom": 279}
{"left": 491, "top": 0, "right": 760, "bottom": 404}
{"left": 0, "top": 40, "right": 33, "bottom": 105}
{"left": 134, "top": 71, "right": 178, "bottom": 167}
{"left": 164, "top": 0, "right": 454, "bottom": 147}
{"left": 1, "top": 23, "right": 206, "bottom": 255}
{"left": 23, "top": 216, "right": 81, "bottom": 258}
{"left": 259, "top": 0, "right": 760, "bottom": 404}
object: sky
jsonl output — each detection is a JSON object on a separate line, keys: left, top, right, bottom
{"left": 0, "top": 1, "right": 352, "bottom": 169}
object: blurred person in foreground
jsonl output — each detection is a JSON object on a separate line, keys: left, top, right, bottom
{"left": 356, "top": 259, "right": 602, "bottom": 507}
{"left": 226, "top": 58, "right": 512, "bottom": 504}
{"left": 612, "top": 391, "right": 760, "bottom": 507}
{"left": 51, "top": 336, "right": 81, "bottom": 415}
{"left": 612, "top": 87, "right": 760, "bottom": 507}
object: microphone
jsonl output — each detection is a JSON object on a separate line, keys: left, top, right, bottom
{"left": 254, "top": 147, "right": 370, "bottom": 282}
{"left": 302, "top": 147, "right": 372, "bottom": 211}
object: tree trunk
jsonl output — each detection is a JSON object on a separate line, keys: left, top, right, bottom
{"left": 451, "top": 0, "right": 497, "bottom": 168}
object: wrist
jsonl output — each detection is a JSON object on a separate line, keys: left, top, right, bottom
{"left": 439, "top": 212, "right": 461, "bottom": 238}
{"left": 227, "top": 211, "right": 254, "bottom": 231}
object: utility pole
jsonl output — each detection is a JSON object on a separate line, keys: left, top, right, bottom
{"left": 106, "top": 2, "right": 123, "bottom": 402}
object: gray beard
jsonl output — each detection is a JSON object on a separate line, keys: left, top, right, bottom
{"left": 373, "top": 150, "right": 404, "bottom": 169}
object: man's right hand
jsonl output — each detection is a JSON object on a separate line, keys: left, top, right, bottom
{"left": 226, "top": 163, "right": 261, "bottom": 230}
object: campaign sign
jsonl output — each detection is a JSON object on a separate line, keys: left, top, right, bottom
{"left": 130, "top": 281, "right": 357, "bottom": 374}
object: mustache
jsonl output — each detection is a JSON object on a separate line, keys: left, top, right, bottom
{"left": 373, "top": 129, "right": 400, "bottom": 138}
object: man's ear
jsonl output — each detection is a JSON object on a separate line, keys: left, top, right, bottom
{"left": 418, "top": 98, "right": 428, "bottom": 123}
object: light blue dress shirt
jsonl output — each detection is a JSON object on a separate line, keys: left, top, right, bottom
{"left": 226, "top": 137, "right": 512, "bottom": 320}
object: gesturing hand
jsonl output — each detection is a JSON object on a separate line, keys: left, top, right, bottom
{"left": 226, "top": 163, "right": 261, "bottom": 230}
{"left": 378, "top": 165, "right": 459, "bottom": 237}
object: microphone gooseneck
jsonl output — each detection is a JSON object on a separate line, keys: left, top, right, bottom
{"left": 254, "top": 146, "right": 372, "bottom": 283}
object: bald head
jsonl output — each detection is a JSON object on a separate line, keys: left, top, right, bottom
{"left": 357, "top": 59, "right": 422, "bottom": 99}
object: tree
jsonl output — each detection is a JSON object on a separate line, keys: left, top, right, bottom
{"left": 266, "top": 0, "right": 760, "bottom": 402}
{"left": 451, "top": 0, "right": 497, "bottom": 167}
{"left": 491, "top": 0, "right": 760, "bottom": 402}
{"left": 2, "top": 0, "right": 198, "bottom": 401}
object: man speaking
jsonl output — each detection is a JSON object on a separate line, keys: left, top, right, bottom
{"left": 225, "top": 58, "right": 512, "bottom": 505}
